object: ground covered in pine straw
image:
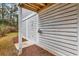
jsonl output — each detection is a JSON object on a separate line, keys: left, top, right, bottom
{"left": 0, "top": 32, "right": 18, "bottom": 56}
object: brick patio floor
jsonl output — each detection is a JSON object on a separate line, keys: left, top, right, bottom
{"left": 20, "top": 45, "right": 55, "bottom": 56}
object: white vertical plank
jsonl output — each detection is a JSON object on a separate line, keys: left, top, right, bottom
{"left": 36, "top": 14, "right": 39, "bottom": 43}
{"left": 18, "top": 7, "right": 22, "bottom": 54}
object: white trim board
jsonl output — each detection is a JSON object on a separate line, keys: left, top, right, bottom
{"left": 22, "top": 13, "right": 37, "bottom": 21}
{"left": 15, "top": 41, "right": 35, "bottom": 50}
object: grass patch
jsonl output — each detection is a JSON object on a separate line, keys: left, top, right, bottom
{"left": 0, "top": 32, "right": 18, "bottom": 56}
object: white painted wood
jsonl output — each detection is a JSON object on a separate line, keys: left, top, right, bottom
{"left": 21, "top": 7, "right": 39, "bottom": 43}
{"left": 22, "top": 8, "right": 36, "bottom": 20}
{"left": 42, "top": 32, "right": 77, "bottom": 37}
{"left": 40, "top": 34, "right": 77, "bottom": 43}
{"left": 39, "top": 37, "right": 77, "bottom": 49}
{"left": 39, "top": 4, "right": 76, "bottom": 15}
{"left": 40, "top": 10, "right": 77, "bottom": 19}
{"left": 23, "top": 13, "right": 38, "bottom": 43}
{"left": 22, "top": 13, "right": 37, "bottom": 21}
{"left": 40, "top": 14, "right": 77, "bottom": 22}
{"left": 40, "top": 4, "right": 77, "bottom": 17}
{"left": 36, "top": 42, "right": 64, "bottom": 56}
{"left": 39, "top": 3, "right": 78, "bottom": 56}
{"left": 22, "top": 21, "right": 26, "bottom": 39}
{"left": 18, "top": 7, "right": 22, "bottom": 54}
{"left": 40, "top": 42, "right": 77, "bottom": 56}
{"left": 40, "top": 28, "right": 77, "bottom": 32}
{"left": 40, "top": 19, "right": 77, "bottom": 25}
{"left": 40, "top": 39, "right": 77, "bottom": 54}
{"left": 40, "top": 24, "right": 77, "bottom": 28}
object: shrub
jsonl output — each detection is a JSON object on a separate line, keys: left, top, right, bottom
{"left": 5, "top": 26, "right": 17, "bottom": 33}
{"left": 0, "top": 27, "right": 6, "bottom": 37}
{"left": 0, "top": 25, "right": 17, "bottom": 37}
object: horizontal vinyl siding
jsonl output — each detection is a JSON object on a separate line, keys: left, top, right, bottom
{"left": 39, "top": 3, "right": 78, "bottom": 56}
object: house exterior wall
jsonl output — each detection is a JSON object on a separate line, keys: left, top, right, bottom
{"left": 38, "top": 3, "right": 79, "bottom": 56}
{"left": 22, "top": 20, "right": 26, "bottom": 38}
{"left": 21, "top": 8, "right": 36, "bottom": 40}
{"left": 21, "top": 8, "right": 39, "bottom": 42}
{"left": 22, "top": 8, "right": 35, "bottom": 19}
{"left": 27, "top": 14, "right": 38, "bottom": 42}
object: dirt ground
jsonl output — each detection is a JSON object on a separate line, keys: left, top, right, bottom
{"left": 0, "top": 32, "right": 18, "bottom": 56}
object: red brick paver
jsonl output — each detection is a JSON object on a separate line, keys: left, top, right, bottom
{"left": 20, "top": 45, "right": 55, "bottom": 56}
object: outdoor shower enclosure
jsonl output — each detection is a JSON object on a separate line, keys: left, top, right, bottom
{"left": 19, "top": 3, "right": 79, "bottom": 56}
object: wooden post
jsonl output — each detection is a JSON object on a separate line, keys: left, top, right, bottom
{"left": 18, "top": 6, "right": 22, "bottom": 55}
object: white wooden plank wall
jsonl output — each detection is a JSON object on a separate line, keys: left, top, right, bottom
{"left": 27, "top": 14, "right": 38, "bottom": 42}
